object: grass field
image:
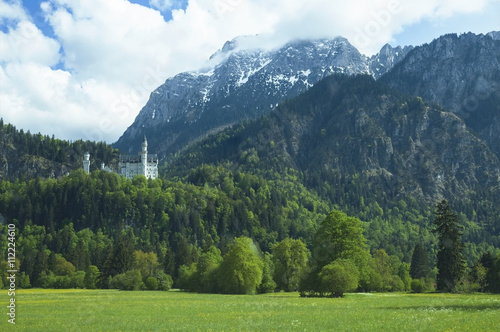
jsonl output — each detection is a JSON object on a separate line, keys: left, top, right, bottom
{"left": 3, "top": 289, "right": 500, "bottom": 331}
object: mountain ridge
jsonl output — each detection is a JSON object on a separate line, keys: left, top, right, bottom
{"left": 114, "top": 36, "right": 413, "bottom": 157}
{"left": 379, "top": 32, "right": 500, "bottom": 159}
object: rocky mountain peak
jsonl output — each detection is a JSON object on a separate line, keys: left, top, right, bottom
{"left": 114, "top": 35, "right": 404, "bottom": 156}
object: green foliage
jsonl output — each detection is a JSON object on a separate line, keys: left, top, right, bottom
{"left": 54, "top": 256, "right": 76, "bottom": 276}
{"left": 18, "top": 272, "right": 31, "bottom": 288}
{"left": 410, "top": 244, "right": 431, "bottom": 279}
{"left": 411, "top": 279, "right": 426, "bottom": 293}
{"left": 272, "top": 238, "right": 309, "bottom": 291}
{"left": 145, "top": 276, "right": 159, "bottom": 290}
{"left": 155, "top": 271, "right": 173, "bottom": 291}
{"left": 486, "top": 255, "right": 500, "bottom": 293}
{"left": 177, "top": 263, "right": 197, "bottom": 291}
{"left": 259, "top": 252, "right": 277, "bottom": 293}
{"left": 0, "top": 120, "right": 119, "bottom": 180}
{"left": 217, "top": 237, "right": 263, "bottom": 294}
{"left": 71, "top": 271, "right": 86, "bottom": 288}
{"left": 369, "top": 249, "right": 406, "bottom": 292}
{"left": 320, "top": 259, "right": 359, "bottom": 297}
{"left": 132, "top": 250, "right": 159, "bottom": 279}
{"left": 110, "top": 269, "right": 145, "bottom": 291}
{"left": 313, "top": 210, "right": 371, "bottom": 286}
{"left": 194, "top": 246, "right": 223, "bottom": 293}
{"left": 84, "top": 265, "right": 100, "bottom": 289}
{"left": 433, "top": 200, "right": 466, "bottom": 292}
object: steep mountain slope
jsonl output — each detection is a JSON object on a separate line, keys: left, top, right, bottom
{"left": 165, "top": 74, "right": 500, "bottom": 205}
{"left": 114, "top": 37, "right": 410, "bottom": 157}
{"left": 380, "top": 32, "right": 500, "bottom": 158}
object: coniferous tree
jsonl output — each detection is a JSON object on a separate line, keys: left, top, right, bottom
{"left": 410, "top": 243, "right": 431, "bottom": 279}
{"left": 433, "top": 200, "right": 465, "bottom": 292}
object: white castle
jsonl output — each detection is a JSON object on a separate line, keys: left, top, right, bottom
{"left": 83, "top": 136, "right": 158, "bottom": 180}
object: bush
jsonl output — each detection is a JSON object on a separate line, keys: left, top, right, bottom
{"left": 156, "top": 271, "right": 173, "bottom": 291}
{"left": 411, "top": 279, "right": 426, "bottom": 293}
{"left": 177, "top": 263, "right": 197, "bottom": 291}
{"left": 18, "top": 272, "right": 31, "bottom": 288}
{"left": 387, "top": 275, "right": 405, "bottom": 292}
{"left": 37, "top": 271, "right": 56, "bottom": 288}
{"left": 145, "top": 276, "right": 159, "bottom": 290}
{"left": 71, "top": 271, "right": 86, "bottom": 288}
{"left": 52, "top": 276, "right": 72, "bottom": 289}
{"left": 84, "top": 266, "right": 100, "bottom": 289}
{"left": 320, "top": 259, "right": 359, "bottom": 298}
{"left": 110, "top": 270, "right": 145, "bottom": 290}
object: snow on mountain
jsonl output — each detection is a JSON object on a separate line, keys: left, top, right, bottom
{"left": 114, "top": 36, "right": 408, "bottom": 155}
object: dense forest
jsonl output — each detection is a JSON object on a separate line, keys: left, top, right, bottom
{"left": 0, "top": 119, "right": 119, "bottom": 181}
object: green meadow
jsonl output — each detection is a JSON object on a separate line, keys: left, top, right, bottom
{"left": 4, "top": 289, "right": 500, "bottom": 331}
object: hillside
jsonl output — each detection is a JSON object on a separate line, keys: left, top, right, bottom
{"left": 165, "top": 74, "right": 500, "bottom": 202}
{"left": 0, "top": 119, "right": 119, "bottom": 181}
{"left": 164, "top": 74, "right": 500, "bottom": 257}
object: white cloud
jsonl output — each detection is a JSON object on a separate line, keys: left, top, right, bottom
{"left": 0, "top": 0, "right": 498, "bottom": 143}
{"left": 0, "top": 20, "right": 60, "bottom": 66}
{"left": 0, "top": 0, "right": 28, "bottom": 23}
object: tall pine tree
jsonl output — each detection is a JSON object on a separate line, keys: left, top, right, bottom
{"left": 433, "top": 200, "right": 465, "bottom": 292}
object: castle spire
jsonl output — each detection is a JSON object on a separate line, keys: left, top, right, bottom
{"left": 141, "top": 135, "right": 148, "bottom": 176}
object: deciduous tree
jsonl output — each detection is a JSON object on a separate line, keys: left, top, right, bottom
{"left": 272, "top": 238, "right": 309, "bottom": 291}
{"left": 217, "top": 236, "right": 263, "bottom": 294}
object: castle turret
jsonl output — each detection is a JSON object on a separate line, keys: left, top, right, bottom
{"left": 141, "top": 136, "right": 148, "bottom": 176}
{"left": 83, "top": 152, "right": 90, "bottom": 174}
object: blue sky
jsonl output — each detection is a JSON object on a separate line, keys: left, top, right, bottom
{"left": 1, "top": 0, "right": 499, "bottom": 143}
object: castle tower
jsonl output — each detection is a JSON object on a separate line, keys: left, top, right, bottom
{"left": 141, "top": 136, "right": 148, "bottom": 177}
{"left": 83, "top": 152, "right": 90, "bottom": 174}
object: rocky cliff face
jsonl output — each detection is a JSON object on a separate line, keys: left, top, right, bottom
{"left": 280, "top": 75, "right": 500, "bottom": 202}
{"left": 380, "top": 32, "right": 500, "bottom": 158}
{"left": 114, "top": 37, "right": 409, "bottom": 156}
{"left": 369, "top": 44, "right": 413, "bottom": 79}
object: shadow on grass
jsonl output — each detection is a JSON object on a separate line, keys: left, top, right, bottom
{"left": 380, "top": 303, "right": 500, "bottom": 312}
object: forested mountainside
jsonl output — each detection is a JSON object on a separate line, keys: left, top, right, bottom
{"left": 0, "top": 120, "right": 119, "bottom": 181}
{"left": 162, "top": 74, "right": 500, "bottom": 257}
{"left": 165, "top": 74, "right": 500, "bottom": 203}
